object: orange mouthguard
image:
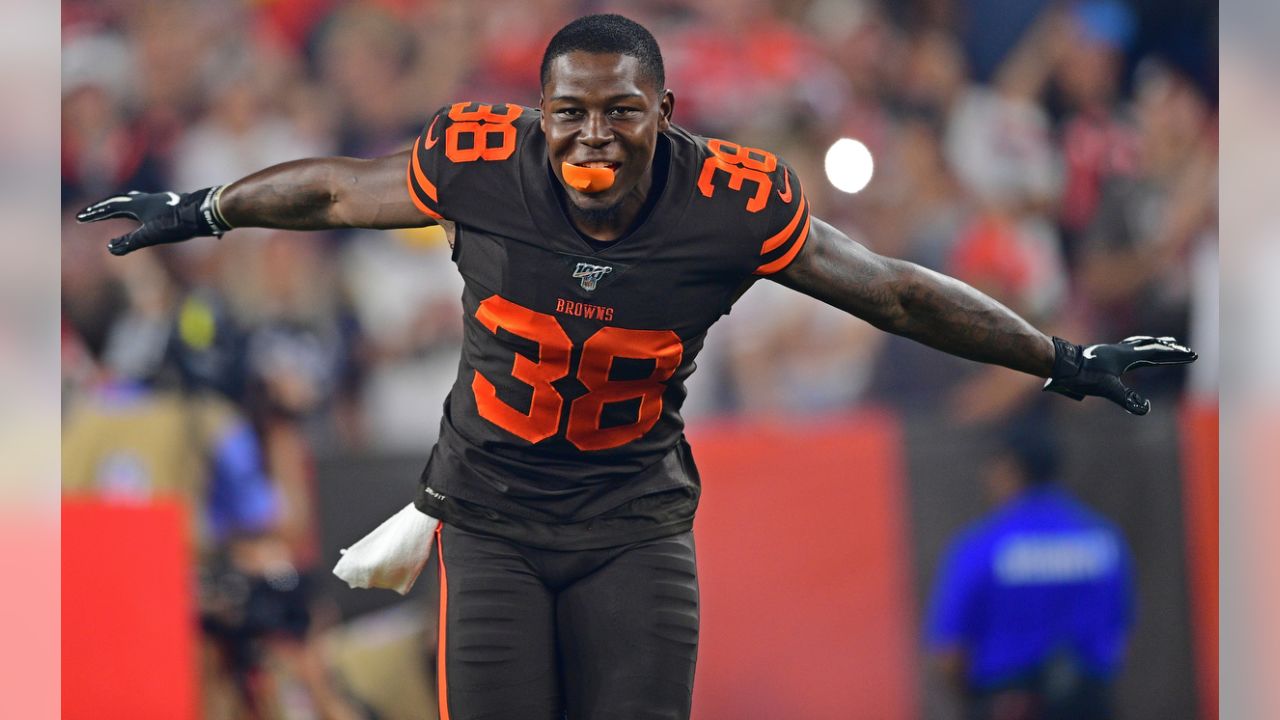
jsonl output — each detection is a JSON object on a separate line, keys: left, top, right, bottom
{"left": 561, "top": 162, "right": 616, "bottom": 193}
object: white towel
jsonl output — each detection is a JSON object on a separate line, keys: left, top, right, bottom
{"left": 332, "top": 503, "right": 439, "bottom": 595}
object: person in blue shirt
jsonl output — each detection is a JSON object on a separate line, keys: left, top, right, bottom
{"left": 926, "top": 416, "right": 1134, "bottom": 720}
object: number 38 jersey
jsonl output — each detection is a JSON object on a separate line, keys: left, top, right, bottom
{"left": 406, "top": 102, "right": 810, "bottom": 549}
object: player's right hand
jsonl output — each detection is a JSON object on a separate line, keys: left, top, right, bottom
{"left": 76, "top": 186, "right": 231, "bottom": 256}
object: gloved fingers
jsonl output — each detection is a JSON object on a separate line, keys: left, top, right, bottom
{"left": 1122, "top": 387, "right": 1151, "bottom": 415}
{"left": 76, "top": 195, "right": 144, "bottom": 224}
{"left": 1118, "top": 336, "right": 1198, "bottom": 372}
{"left": 107, "top": 230, "right": 147, "bottom": 256}
{"left": 1099, "top": 374, "right": 1151, "bottom": 416}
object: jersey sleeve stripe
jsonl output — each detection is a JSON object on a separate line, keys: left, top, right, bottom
{"left": 759, "top": 194, "right": 808, "bottom": 254}
{"left": 407, "top": 135, "right": 443, "bottom": 218}
{"left": 409, "top": 160, "right": 445, "bottom": 219}
{"left": 406, "top": 162, "right": 444, "bottom": 220}
{"left": 410, "top": 136, "right": 439, "bottom": 201}
{"left": 753, "top": 213, "right": 811, "bottom": 275}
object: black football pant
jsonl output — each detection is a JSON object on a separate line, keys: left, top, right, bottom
{"left": 434, "top": 524, "right": 700, "bottom": 720}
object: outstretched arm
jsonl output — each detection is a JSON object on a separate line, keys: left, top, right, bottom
{"left": 219, "top": 149, "right": 432, "bottom": 231}
{"left": 77, "top": 149, "right": 434, "bottom": 255}
{"left": 773, "top": 216, "right": 1055, "bottom": 376}
{"left": 771, "top": 217, "right": 1197, "bottom": 414}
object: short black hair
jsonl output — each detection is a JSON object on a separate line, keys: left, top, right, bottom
{"left": 997, "top": 413, "right": 1060, "bottom": 486}
{"left": 540, "top": 14, "right": 665, "bottom": 91}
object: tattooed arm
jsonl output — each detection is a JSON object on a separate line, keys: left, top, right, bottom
{"left": 219, "top": 149, "right": 435, "bottom": 231}
{"left": 771, "top": 216, "right": 1055, "bottom": 377}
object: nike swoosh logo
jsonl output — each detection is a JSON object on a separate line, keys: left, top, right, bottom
{"left": 165, "top": 192, "right": 180, "bottom": 206}
{"left": 424, "top": 115, "right": 440, "bottom": 149}
{"left": 1083, "top": 345, "right": 1102, "bottom": 359}
{"left": 776, "top": 168, "right": 793, "bottom": 203}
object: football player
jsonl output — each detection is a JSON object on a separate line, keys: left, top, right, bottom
{"left": 78, "top": 14, "right": 1195, "bottom": 720}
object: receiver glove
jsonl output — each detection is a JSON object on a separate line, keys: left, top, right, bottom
{"left": 1043, "top": 336, "right": 1197, "bottom": 415}
{"left": 77, "top": 186, "right": 231, "bottom": 256}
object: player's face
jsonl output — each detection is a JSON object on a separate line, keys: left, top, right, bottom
{"left": 541, "top": 52, "right": 674, "bottom": 217}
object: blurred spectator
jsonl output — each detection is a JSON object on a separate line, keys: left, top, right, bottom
{"left": 128, "top": 0, "right": 219, "bottom": 119}
{"left": 926, "top": 415, "right": 1135, "bottom": 720}
{"left": 910, "top": 28, "right": 1065, "bottom": 320}
{"left": 61, "top": 211, "right": 128, "bottom": 398}
{"left": 61, "top": 248, "right": 370, "bottom": 720}
{"left": 341, "top": 225, "right": 464, "bottom": 450}
{"left": 955, "top": 0, "right": 1055, "bottom": 83}
{"left": 664, "top": 0, "right": 849, "bottom": 138}
{"left": 998, "top": 0, "right": 1141, "bottom": 267}
{"left": 464, "top": 0, "right": 574, "bottom": 106}
{"left": 62, "top": 60, "right": 168, "bottom": 203}
{"left": 169, "top": 252, "right": 253, "bottom": 404}
{"left": 244, "top": 313, "right": 352, "bottom": 564}
{"left": 172, "top": 56, "right": 332, "bottom": 191}
{"left": 722, "top": 241, "right": 883, "bottom": 415}
{"left": 883, "top": 48, "right": 968, "bottom": 266}
{"left": 62, "top": 325, "right": 278, "bottom": 548}
{"left": 893, "top": 29, "right": 1058, "bottom": 220}
{"left": 938, "top": 207, "right": 1067, "bottom": 423}
{"left": 248, "top": 0, "right": 339, "bottom": 52}
{"left": 219, "top": 231, "right": 360, "bottom": 564}
{"left": 314, "top": 1, "right": 453, "bottom": 157}
{"left": 870, "top": 28, "right": 1067, "bottom": 423}
{"left": 1077, "top": 60, "right": 1215, "bottom": 364}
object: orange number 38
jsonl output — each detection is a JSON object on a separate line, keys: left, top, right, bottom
{"left": 471, "top": 296, "right": 683, "bottom": 452}
{"left": 445, "top": 102, "right": 520, "bottom": 163}
{"left": 697, "top": 138, "right": 778, "bottom": 213}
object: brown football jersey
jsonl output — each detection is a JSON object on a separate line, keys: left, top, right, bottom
{"left": 407, "top": 102, "right": 810, "bottom": 547}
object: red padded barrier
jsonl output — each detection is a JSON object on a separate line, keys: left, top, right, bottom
{"left": 62, "top": 500, "right": 197, "bottom": 720}
{"left": 1181, "top": 403, "right": 1218, "bottom": 720}
{"left": 690, "top": 410, "right": 918, "bottom": 720}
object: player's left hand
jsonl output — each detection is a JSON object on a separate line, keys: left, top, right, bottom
{"left": 1043, "top": 336, "right": 1197, "bottom": 415}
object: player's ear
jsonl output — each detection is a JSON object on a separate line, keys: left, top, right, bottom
{"left": 658, "top": 90, "right": 674, "bottom": 131}
{"left": 539, "top": 94, "right": 548, "bottom": 132}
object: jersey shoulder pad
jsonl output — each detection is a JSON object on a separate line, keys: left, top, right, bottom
{"left": 407, "top": 102, "right": 536, "bottom": 222}
{"left": 678, "top": 129, "right": 812, "bottom": 276}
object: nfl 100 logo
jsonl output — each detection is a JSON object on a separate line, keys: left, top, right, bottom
{"left": 573, "top": 262, "right": 613, "bottom": 291}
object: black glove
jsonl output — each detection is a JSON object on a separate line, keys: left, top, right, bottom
{"left": 76, "top": 186, "right": 232, "bottom": 256}
{"left": 1043, "top": 336, "right": 1198, "bottom": 415}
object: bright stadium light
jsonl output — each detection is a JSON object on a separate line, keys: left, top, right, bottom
{"left": 824, "top": 138, "right": 874, "bottom": 194}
